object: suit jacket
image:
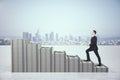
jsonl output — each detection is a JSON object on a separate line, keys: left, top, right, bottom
{"left": 89, "top": 36, "right": 98, "bottom": 50}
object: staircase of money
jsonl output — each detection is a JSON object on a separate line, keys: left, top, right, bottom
{"left": 11, "top": 39, "right": 108, "bottom": 72}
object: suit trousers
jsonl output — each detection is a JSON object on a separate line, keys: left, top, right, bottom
{"left": 86, "top": 47, "right": 101, "bottom": 65}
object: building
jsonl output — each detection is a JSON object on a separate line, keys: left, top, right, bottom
{"left": 23, "top": 32, "right": 32, "bottom": 41}
{"left": 50, "top": 32, "right": 54, "bottom": 41}
{"left": 45, "top": 33, "right": 49, "bottom": 42}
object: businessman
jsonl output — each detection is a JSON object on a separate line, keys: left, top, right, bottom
{"left": 85, "top": 30, "right": 101, "bottom": 66}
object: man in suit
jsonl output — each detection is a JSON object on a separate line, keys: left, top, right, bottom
{"left": 85, "top": 30, "right": 101, "bottom": 66}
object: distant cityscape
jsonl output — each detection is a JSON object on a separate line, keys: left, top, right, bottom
{"left": 0, "top": 30, "right": 120, "bottom": 45}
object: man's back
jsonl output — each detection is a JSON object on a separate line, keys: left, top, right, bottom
{"left": 90, "top": 36, "right": 98, "bottom": 49}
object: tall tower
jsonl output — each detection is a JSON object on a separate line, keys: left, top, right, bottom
{"left": 23, "top": 32, "right": 32, "bottom": 41}
{"left": 50, "top": 32, "right": 54, "bottom": 41}
{"left": 35, "top": 29, "right": 40, "bottom": 42}
{"left": 56, "top": 33, "right": 59, "bottom": 41}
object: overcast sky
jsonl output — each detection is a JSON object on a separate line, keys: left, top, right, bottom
{"left": 0, "top": 0, "right": 120, "bottom": 37}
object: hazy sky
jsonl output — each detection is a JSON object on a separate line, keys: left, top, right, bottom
{"left": 0, "top": 0, "right": 120, "bottom": 37}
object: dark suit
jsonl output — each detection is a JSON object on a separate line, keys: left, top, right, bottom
{"left": 86, "top": 36, "right": 101, "bottom": 65}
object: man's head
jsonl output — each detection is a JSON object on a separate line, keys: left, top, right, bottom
{"left": 92, "top": 30, "right": 97, "bottom": 36}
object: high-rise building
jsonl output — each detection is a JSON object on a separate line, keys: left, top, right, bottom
{"left": 50, "top": 32, "right": 54, "bottom": 41}
{"left": 78, "top": 36, "right": 81, "bottom": 42}
{"left": 69, "top": 34, "right": 73, "bottom": 41}
{"left": 23, "top": 32, "right": 32, "bottom": 41}
{"left": 35, "top": 29, "right": 41, "bottom": 42}
{"left": 56, "top": 33, "right": 59, "bottom": 41}
{"left": 45, "top": 33, "right": 49, "bottom": 42}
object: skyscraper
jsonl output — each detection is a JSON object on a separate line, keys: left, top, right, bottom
{"left": 50, "top": 32, "right": 54, "bottom": 41}
{"left": 35, "top": 29, "right": 41, "bottom": 42}
{"left": 45, "top": 33, "right": 49, "bottom": 42}
{"left": 56, "top": 33, "right": 59, "bottom": 41}
{"left": 23, "top": 32, "right": 32, "bottom": 41}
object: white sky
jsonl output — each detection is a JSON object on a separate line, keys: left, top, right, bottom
{"left": 0, "top": 0, "right": 120, "bottom": 37}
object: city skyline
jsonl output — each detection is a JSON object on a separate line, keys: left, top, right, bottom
{"left": 22, "top": 31, "right": 120, "bottom": 45}
{"left": 0, "top": 0, "right": 120, "bottom": 37}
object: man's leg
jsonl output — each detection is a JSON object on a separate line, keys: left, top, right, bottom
{"left": 86, "top": 48, "right": 92, "bottom": 61}
{"left": 94, "top": 50, "right": 101, "bottom": 66}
